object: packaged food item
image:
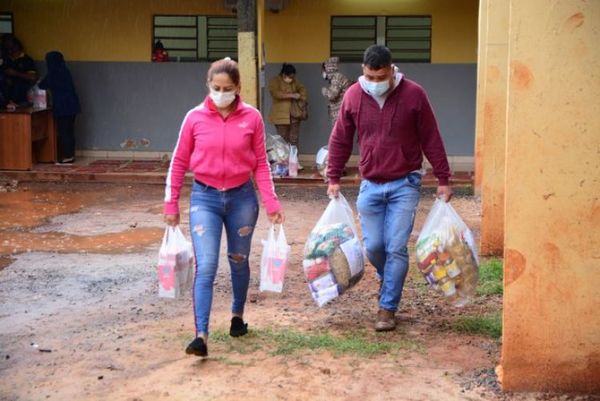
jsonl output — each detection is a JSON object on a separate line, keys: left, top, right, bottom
{"left": 266, "top": 134, "right": 290, "bottom": 177}
{"left": 415, "top": 199, "right": 479, "bottom": 306}
{"left": 303, "top": 194, "right": 364, "bottom": 306}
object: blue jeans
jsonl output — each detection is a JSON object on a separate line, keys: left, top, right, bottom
{"left": 356, "top": 174, "right": 422, "bottom": 312}
{"left": 189, "top": 180, "right": 259, "bottom": 335}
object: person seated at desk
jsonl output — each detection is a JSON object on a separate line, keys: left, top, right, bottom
{"left": 4, "top": 38, "right": 37, "bottom": 105}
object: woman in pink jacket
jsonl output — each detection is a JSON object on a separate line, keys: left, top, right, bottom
{"left": 164, "top": 58, "right": 285, "bottom": 357}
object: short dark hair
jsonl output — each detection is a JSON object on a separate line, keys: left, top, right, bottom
{"left": 207, "top": 57, "right": 240, "bottom": 86}
{"left": 363, "top": 45, "right": 392, "bottom": 70}
{"left": 280, "top": 63, "right": 296, "bottom": 76}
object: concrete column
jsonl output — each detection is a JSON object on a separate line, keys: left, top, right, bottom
{"left": 477, "top": 0, "right": 509, "bottom": 256}
{"left": 237, "top": 0, "right": 258, "bottom": 107}
{"left": 500, "top": 0, "right": 600, "bottom": 392}
{"left": 473, "top": 0, "right": 488, "bottom": 196}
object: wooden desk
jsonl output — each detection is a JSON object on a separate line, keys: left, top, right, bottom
{"left": 0, "top": 107, "right": 57, "bottom": 170}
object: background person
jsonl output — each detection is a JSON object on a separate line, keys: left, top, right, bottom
{"left": 321, "top": 57, "right": 352, "bottom": 127}
{"left": 267, "top": 63, "right": 307, "bottom": 152}
{"left": 3, "top": 37, "right": 37, "bottom": 105}
{"left": 38, "top": 51, "right": 81, "bottom": 164}
{"left": 327, "top": 45, "right": 452, "bottom": 332}
{"left": 163, "top": 58, "right": 285, "bottom": 358}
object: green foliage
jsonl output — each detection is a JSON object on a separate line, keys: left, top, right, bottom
{"left": 451, "top": 312, "right": 502, "bottom": 339}
{"left": 476, "top": 258, "right": 503, "bottom": 296}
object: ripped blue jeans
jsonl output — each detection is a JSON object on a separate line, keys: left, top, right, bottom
{"left": 189, "top": 179, "right": 259, "bottom": 335}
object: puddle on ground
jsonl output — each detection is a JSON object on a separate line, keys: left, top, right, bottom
{"left": 0, "top": 183, "right": 166, "bottom": 260}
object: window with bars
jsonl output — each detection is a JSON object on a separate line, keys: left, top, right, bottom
{"left": 0, "top": 12, "right": 13, "bottom": 35}
{"left": 331, "top": 16, "right": 431, "bottom": 63}
{"left": 153, "top": 15, "right": 237, "bottom": 62}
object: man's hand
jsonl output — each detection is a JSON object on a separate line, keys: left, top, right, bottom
{"left": 436, "top": 185, "right": 453, "bottom": 202}
{"left": 164, "top": 214, "right": 180, "bottom": 226}
{"left": 327, "top": 183, "right": 340, "bottom": 198}
{"left": 268, "top": 211, "right": 285, "bottom": 225}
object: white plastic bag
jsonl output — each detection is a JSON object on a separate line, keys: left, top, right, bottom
{"left": 260, "top": 224, "right": 291, "bottom": 293}
{"left": 157, "top": 226, "right": 194, "bottom": 299}
{"left": 415, "top": 199, "right": 479, "bottom": 306}
{"left": 315, "top": 146, "right": 328, "bottom": 179}
{"left": 288, "top": 145, "right": 299, "bottom": 178}
{"left": 303, "top": 193, "right": 364, "bottom": 306}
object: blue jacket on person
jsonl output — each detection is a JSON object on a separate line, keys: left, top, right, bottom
{"left": 38, "top": 51, "right": 81, "bottom": 117}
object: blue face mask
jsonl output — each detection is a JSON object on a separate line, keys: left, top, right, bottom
{"left": 364, "top": 80, "right": 390, "bottom": 97}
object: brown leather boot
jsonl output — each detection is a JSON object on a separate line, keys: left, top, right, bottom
{"left": 375, "top": 308, "right": 396, "bottom": 332}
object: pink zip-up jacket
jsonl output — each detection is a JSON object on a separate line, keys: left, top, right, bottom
{"left": 164, "top": 96, "right": 281, "bottom": 215}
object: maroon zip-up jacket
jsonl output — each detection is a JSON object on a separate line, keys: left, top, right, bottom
{"left": 327, "top": 78, "right": 450, "bottom": 186}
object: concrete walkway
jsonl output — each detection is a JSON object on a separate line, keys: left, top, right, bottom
{"left": 0, "top": 158, "right": 474, "bottom": 188}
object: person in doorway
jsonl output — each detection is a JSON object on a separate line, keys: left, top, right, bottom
{"left": 321, "top": 57, "right": 352, "bottom": 127}
{"left": 268, "top": 63, "right": 307, "bottom": 155}
{"left": 151, "top": 40, "right": 169, "bottom": 62}
{"left": 3, "top": 37, "right": 37, "bottom": 105}
{"left": 326, "top": 45, "right": 452, "bottom": 332}
{"left": 164, "top": 57, "right": 285, "bottom": 357}
{"left": 38, "top": 51, "right": 81, "bottom": 164}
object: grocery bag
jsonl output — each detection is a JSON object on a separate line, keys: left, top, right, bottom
{"left": 303, "top": 193, "right": 364, "bottom": 307}
{"left": 260, "top": 224, "right": 291, "bottom": 293}
{"left": 157, "top": 226, "right": 194, "bottom": 299}
{"left": 415, "top": 199, "right": 479, "bottom": 306}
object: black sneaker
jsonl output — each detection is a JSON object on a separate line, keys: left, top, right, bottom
{"left": 185, "top": 337, "right": 208, "bottom": 357}
{"left": 229, "top": 316, "right": 248, "bottom": 337}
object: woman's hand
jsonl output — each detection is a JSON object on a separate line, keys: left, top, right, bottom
{"left": 268, "top": 211, "right": 285, "bottom": 225}
{"left": 164, "top": 214, "right": 180, "bottom": 226}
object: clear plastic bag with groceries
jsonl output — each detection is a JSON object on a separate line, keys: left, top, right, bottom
{"left": 303, "top": 193, "right": 365, "bottom": 307}
{"left": 415, "top": 199, "right": 479, "bottom": 307}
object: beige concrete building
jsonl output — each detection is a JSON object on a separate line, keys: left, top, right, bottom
{"left": 476, "top": 0, "right": 600, "bottom": 392}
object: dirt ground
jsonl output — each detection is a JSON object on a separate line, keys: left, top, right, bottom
{"left": 0, "top": 182, "right": 596, "bottom": 401}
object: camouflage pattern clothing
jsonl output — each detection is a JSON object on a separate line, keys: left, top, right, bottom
{"left": 321, "top": 57, "right": 352, "bottom": 125}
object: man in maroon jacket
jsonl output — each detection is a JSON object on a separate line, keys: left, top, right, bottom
{"left": 327, "top": 45, "right": 452, "bottom": 331}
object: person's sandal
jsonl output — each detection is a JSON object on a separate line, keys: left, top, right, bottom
{"left": 229, "top": 316, "right": 248, "bottom": 337}
{"left": 185, "top": 337, "right": 208, "bottom": 357}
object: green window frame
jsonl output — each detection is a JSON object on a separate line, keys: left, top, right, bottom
{"left": 153, "top": 15, "right": 237, "bottom": 62}
{"left": 331, "top": 16, "right": 431, "bottom": 63}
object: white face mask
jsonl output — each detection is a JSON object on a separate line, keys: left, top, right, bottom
{"left": 209, "top": 89, "right": 236, "bottom": 108}
{"left": 283, "top": 77, "right": 293, "bottom": 83}
{"left": 364, "top": 79, "right": 390, "bottom": 97}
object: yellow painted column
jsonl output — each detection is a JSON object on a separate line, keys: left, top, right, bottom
{"left": 478, "top": 0, "right": 509, "bottom": 256}
{"left": 238, "top": 31, "right": 258, "bottom": 107}
{"left": 500, "top": 0, "right": 600, "bottom": 392}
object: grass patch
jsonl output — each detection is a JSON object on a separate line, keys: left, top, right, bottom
{"left": 451, "top": 312, "right": 502, "bottom": 339}
{"left": 210, "top": 327, "right": 421, "bottom": 357}
{"left": 476, "top": 258, "right": 503, "bottom": 296}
